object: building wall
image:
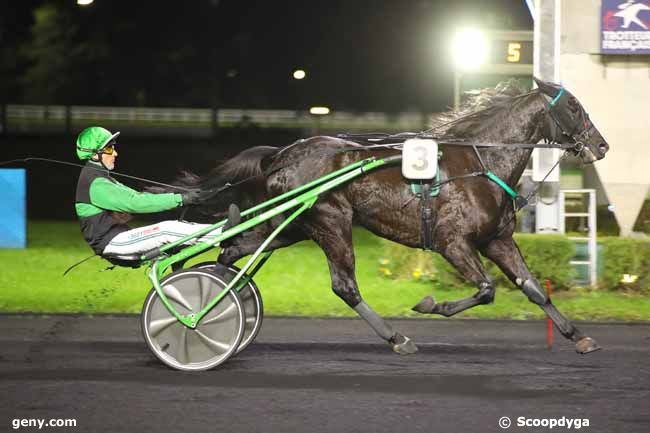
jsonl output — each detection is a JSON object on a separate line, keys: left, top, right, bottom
{"left": 559, "top": 0, "right": 650, "bottom": 236}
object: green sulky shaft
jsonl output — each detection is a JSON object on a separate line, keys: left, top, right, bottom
{"left": 147, "top": 156, "right": 400, "bottom": 327}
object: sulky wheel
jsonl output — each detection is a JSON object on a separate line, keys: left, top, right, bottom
{"left": 141, "top": 269, "right": 245, "bottom": 371}
{"left": 194, "top": 262, "right": 263, "bottom": 354}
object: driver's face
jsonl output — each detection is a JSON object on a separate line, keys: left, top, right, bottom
{"left": 100, "top": 147, "right": 117, "bottom": 170}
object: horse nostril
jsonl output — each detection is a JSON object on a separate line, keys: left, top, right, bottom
{"left": 598, "top": 143, "right": 608, "bottom": 155}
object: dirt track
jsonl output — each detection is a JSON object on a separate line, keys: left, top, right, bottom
{"left": 1, "top": 315, "right": 649, "bottom": 433}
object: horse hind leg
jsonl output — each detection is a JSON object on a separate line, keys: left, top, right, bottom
{"left": 303, "top": 204, "right": 417, "bottom": 355}
{"left": 217, "top": 224, "right": 305, "bottom": 266}
{"left": 480, "top": 236, "right": 600, "bottom": 354}
{"left": 413, "top": 238, "right": 495, "bottom": 317}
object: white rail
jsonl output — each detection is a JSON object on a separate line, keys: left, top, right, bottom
{"left": 4, "top": 105, "right": 429, "bottom": 132}
{"left": 559, "top": 189, "right": 597, "bottom": 287}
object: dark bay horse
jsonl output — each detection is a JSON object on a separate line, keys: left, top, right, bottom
{"left": 171, "top": 78, "right": 609, "bottom": 355}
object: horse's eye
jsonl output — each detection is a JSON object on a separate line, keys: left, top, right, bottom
{"left": 567, "top": 97, "right": 580, "bottom": 112}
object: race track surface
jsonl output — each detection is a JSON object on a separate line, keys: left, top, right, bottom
{"left": 1, "top": 315, "right": 649, "bottom": 433}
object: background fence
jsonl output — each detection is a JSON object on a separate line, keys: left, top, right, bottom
{"left": 1, "top": 105, "right": 432, "bottom": 137}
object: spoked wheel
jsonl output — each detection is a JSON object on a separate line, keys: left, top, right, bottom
{"left": 194, "top": 262, "right": 263, "bottom": 354}
{"left": 141, "top": 269, "right": 245, "bottom": 371}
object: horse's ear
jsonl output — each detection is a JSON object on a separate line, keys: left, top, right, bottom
{"left": 533, "top": 76, "right": 560, "bottom": 97}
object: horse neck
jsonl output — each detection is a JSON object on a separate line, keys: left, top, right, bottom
{"left": 474, "top": 93, "right": 545, "bottom": 186}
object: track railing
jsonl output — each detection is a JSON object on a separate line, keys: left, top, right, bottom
{"left": 3, "top": 104, "right": 430, "bottom": 134}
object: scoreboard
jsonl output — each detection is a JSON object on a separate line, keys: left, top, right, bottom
{"left": 481, "top": 30, "right": 534, "bottom": 75}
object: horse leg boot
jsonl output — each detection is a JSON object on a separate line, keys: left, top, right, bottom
{"left": 354, "top": 301, "right": 417, "bottom": 354}
{"left": 413, "top": 238, "right": 495, "bottom": 317}
{"left": 522, "top": 278, "right": 600, "bottom": 353}
{"left": 326, "top": 248, "right": 417, "bottom": 355}
{"left": 480, "top": 236, "right": 600, "bottom": 354}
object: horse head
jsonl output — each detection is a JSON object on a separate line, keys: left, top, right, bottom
{"left": 533, "top": 77, "right": 609, "bottom": 163}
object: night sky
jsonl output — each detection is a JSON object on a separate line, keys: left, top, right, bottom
{"left": 2, "top": 0, "right": 532, "bottom": 112}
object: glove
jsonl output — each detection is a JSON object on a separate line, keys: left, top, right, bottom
{"left": 181, "top": 189, "right": 202, "bottom": 206}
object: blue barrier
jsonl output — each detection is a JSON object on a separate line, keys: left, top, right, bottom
{"left": 0, "top": 169, "right": 26, "bottom": 248}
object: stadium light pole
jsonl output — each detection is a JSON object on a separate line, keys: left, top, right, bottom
{"left": 451, "top": 28, "right": 488, "bottom": 110}
{"left": 453, "top": 72, "right": 462, "bottom": 112}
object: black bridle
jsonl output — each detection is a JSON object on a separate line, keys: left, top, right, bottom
{"left": 542, "top": 87, "right": 594, "bottom": 155}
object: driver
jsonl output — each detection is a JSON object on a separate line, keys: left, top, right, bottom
{"left": 74, "top": 126, "right": 220, "bottom": 257}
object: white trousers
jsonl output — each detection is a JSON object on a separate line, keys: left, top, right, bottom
{"left": 102, "top": 221, "right": 223, "bottom": 256}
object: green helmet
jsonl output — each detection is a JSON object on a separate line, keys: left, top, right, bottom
{"left": 76, "top": 126, "right": 121, "bottom": 160}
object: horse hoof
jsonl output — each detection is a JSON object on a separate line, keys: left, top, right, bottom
{"left": 412, "top": 295, "right": 436, "bottom": 314}
{"left": 575, "top": 337, "right": 601, "bottom": 354}
{"left": 391, "top": 333, "right": 418, "bottom": 355}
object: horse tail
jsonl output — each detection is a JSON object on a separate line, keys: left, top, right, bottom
{"left": 201, "top": 145, "right": 279, "bottom": 191}
{"left": 149, "top": 145, "right": 279, "bottom": 220}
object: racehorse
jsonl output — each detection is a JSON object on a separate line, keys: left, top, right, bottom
{"left": 165, "top": 78, "right": 609, "bottom": 355}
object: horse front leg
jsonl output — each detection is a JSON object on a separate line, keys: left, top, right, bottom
{"left": 480, "top": 236, "right": 600, "bottom": 354}
{"left": 412, "top": 237, "right": 495, "bottom": 317}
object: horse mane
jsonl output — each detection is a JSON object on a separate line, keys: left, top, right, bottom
{"left": 431, "top": 79, "right": 534, "bottom": 139}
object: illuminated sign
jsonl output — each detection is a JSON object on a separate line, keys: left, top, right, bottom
{"left": 482, "top": 31, "right": 533, "bottom": 75}
{"left": 601, "top": 0, "right": 650, "bottom": 54}
{"left": 490, "top": 40, "right": 534, "bottom": 64}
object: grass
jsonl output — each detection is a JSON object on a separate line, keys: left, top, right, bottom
{"left": 0, "top": 221, "right": 649, "bottom": 321}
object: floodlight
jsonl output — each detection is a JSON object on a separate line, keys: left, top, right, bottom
{"left": 452, "top": 28, "right": 488, "bottom": 71}
{"left": 293, "top": 69, "right": 306, "bottom": 80}
{"left": 77, "top": 0, "right": 94, "bottom": 5}
{"left": 309, "top": 106, "right": 330, "bottom": 115}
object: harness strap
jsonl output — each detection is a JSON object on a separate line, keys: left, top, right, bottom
{"left": 485, "top": 171, "right": 517, "bottom": 198}
{"left": 420, "top": 183, "right": 435, "bottom": 251}
{"left": 549, "top": 87, "right": 565, "bottom": 106}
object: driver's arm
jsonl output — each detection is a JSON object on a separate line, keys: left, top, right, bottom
{"left": 89, "top": 177, "right": 182, "bottom": 214}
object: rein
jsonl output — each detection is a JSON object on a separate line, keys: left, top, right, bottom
{"left": 339, "top": 132, "right": 578, "bottom": 150}
{"left": 0, "top": 86, "right": 591, "bottom": 225}
{"left": 206, "top": 133, "right": 574, "bottom": 205}
{"left": 0, "top": 157, "right": 191, "bottom": 191}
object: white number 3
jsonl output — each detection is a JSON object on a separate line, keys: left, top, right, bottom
{"left": 402, "top": 139, "right": 438, "bottom": 180}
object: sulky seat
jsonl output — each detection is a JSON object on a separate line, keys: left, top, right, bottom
{"left": 101, "top": 252, "right": 144, "bottom": 268}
